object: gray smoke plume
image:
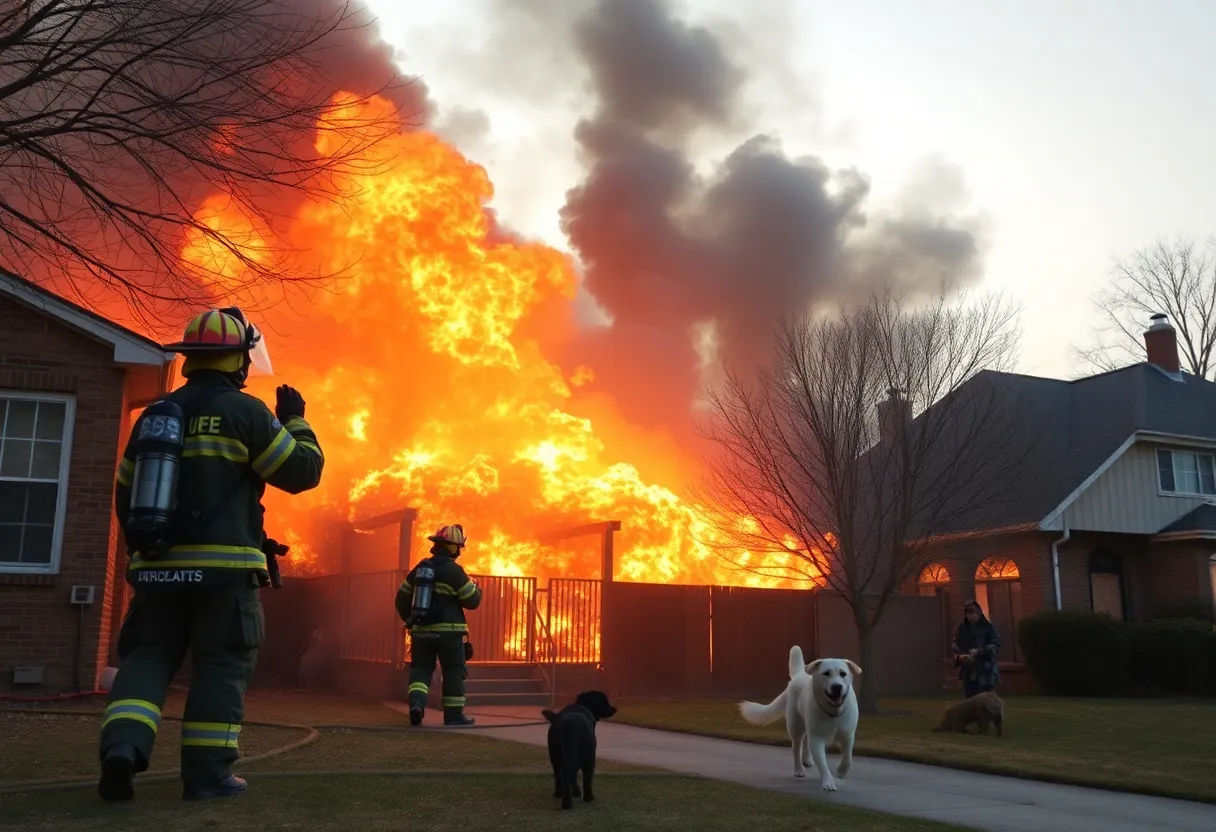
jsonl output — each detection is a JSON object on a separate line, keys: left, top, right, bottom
{"left": 290, "top": 0, "right": 432, "bottom": 119}
{"left": 555, "top": 0, "right": 983, "bottom": 436}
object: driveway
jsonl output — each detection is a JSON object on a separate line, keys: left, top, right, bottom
{"left": 465, "top": 709, "right": 1214, "bottom": 832}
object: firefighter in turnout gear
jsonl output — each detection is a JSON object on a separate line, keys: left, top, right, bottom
{"left": 395, "top": 524, "right": 482, "bottom": 726}
{"left": 98, "top": 308, "right": 324, "bottom": 803}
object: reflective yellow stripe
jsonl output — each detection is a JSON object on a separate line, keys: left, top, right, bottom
{"left": 283, "top": 416, "right": 312, "bottom": 433}
{"left": 442, "top": 696, "right": 466, "bottom": 707}
{"left": 181, "top": 721, "right": 241, "bottom": 749}
{"left": 410, "top": 622, "right": 468, "bottom": 633}
{"left": 183, "top": 435, "right": 249, "bottom": 463}
{"left": 116, "top": 458, "right": 134, "bottom": 487}
{"left": 295, "top": 439, "right": 323, "bottom": 459}
{"left": 102, "top": 698, "right": 162, "bottom": 733}
{"left": 408, "top": 682, "right": 429, "bottom": 694}
{"left": 456, "top": 581, "right": 478, "bottom": 600}
{"left": 128, "top": 545, "right": 266, "bottom": 572}
{"left": 433, "top": 582, "right": 457, "bottom": 596}
{"left": 253, "top": 427, "right": 297, "bottom": 478}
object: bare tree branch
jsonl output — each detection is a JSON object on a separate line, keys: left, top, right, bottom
{"left": 0, "top": 0, "right": 417, "bottom": 330}
{"left": 1073, "top": 236, "right": 1216, "bottom": 379}
{"left": 692, "top": 286, "right": 1035, "bottom": 712}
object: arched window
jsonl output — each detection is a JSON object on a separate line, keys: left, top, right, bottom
{"left": 1089, "top": 549, "right": 1126, "bottom": 621}
{"left": 917, "top": 562, "right": 950, "bottom": 598}
{"left": 975, "top": 557, "right": 1020, "bottom": 581}
{"left": 974, "top": 557, "right": 1023, "bottom": 661}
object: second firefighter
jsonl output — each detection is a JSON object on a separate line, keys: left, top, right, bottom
{"left": 395, "top": 524, "right": 482, "bottom": 726}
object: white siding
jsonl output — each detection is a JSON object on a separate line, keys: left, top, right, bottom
{"left": 1067, "top": 442, "right": 1210, "bottom": 534}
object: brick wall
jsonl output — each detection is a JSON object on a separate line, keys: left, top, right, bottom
{"left": 1140, "top": 540, "right": 1214, "bottom": 614}
{"left": 924, "top": 529, "right": 1211, "bottom": 625}
{"left": 922, "top": 531, "right": 1058, "bottom": 621}
{"left": 0, "top": 295, "right": 126, "bottom": 693}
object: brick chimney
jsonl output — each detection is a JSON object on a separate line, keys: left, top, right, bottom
{"left": 877, "top": 388, "right": 912, "bottom": 442}
{"left": 1144, "top": 313, "right": 1180, "bottom": 375}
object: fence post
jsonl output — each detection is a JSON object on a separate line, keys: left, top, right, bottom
{"left": 527, "top": 579, "right": 537, "bottom": 662}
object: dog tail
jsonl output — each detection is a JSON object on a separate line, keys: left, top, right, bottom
{"left": 788, "top": 645, "right": 807, "bottom": 679}
{"left": 541, "top": 709, "right": 559, "bottom": 723}
{"left": 738, "top": 689, "right": 788, "bottom": 726}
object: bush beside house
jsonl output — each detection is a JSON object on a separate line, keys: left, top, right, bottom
{"left": 1018, "top": 609, "right": 1216, "bottom": 697}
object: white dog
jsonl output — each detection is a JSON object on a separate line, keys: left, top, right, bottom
{"left": 737, "top": 646, "right": 862, "bottom": 791}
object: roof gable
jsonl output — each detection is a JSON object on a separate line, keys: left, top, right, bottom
{"left": 893, "top": 362, "right": 1216, "bottom": 536}
{"left": 0, "top": 270, "right": 172, "bottom": 367}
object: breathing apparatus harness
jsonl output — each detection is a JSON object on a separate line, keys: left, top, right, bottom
{"left": 408, "top": 557, "right": 440, "bottom": 627}
{"left": 124, "top": 384, "right": 286, "bottom": 586}
{"left": 406, "top": 539, "right": 475, "bottom": 660}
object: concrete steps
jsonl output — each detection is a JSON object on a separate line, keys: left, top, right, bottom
{"left": 464, "top": 662, "right": 552, "bottom": 707}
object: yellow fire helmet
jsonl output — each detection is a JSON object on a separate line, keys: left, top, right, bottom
{"left": 427, "top": 524, "right": 467, "bottom": 549}
{"left": 164, "top": 307, "right": 273, "bottom": 377}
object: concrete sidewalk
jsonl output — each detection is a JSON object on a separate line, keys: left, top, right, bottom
{"left": 466, "top": 710, "right": 1214, "bottom": 832}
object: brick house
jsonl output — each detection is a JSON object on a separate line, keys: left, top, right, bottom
{"left": 899, "top": 313, "right": 1216, "bottom": 685}
{"left": 0, "top": 270, "right": 173, "bottom": 694}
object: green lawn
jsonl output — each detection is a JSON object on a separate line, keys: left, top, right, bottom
{"left": 613, "top": 694, "right": 1216, "bottom": 803}
{"left": 0, "top": 774, "right": 976, "bottom": 832}
{"left": 0, "top": 692, "right": 978, "bottom": 832}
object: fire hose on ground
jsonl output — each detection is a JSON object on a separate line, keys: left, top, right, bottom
{"left": 0, "top": 691, "right": 110, "bottom": 703}
{"left": 0, "top": 706, "right": 675, "bottom": 796}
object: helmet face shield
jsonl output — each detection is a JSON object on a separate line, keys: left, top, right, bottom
{"left": 246, "top": 322, "right": 274, "bottom": 376}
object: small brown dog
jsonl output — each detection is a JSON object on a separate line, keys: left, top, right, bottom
{"left": 932, "top": 691, "right": 1004, "bottom": 736}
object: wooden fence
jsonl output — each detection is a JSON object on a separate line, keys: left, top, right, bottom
{"left": 257, "top": 577, "right": 944, "bottom": 699}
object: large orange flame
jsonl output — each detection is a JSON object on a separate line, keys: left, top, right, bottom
{"left": 181, "top": 94, "right": 824, "bottom": 589}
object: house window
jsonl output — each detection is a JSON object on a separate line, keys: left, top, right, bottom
{"left": 917, "top": 562, "right": 950, "bottom": 598}
{"left": 974, "top": 557, "right": 1023, "bottom": 662}
{"left": 0, "top": 393, "right": 75, "bottom": 573}
{"left": 1156, "top": 448, "right": 1216, "bottom": 496}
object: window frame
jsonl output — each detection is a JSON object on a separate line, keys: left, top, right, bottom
{"left": 0, "top": 390, "right": 76, "bottom": 575}
{"left": 1156, "top": 448, "right": 1216, "bottom": 498}
{"left": 1209, "top": 556, "right": 1215, "bottom": 617}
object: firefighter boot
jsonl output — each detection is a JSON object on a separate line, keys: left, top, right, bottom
{"left": 444, "top": 708, "right": 476, "bottom": 726}
{"left": 98, "top": 743, "right": 139, "bottom": 802}
{"left": 182, "top": 774, "right": 248, "bottom": 800}
{"left": 409, "top": 704, "right": 424, "bottom": 726}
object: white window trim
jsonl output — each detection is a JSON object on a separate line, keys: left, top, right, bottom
{"left": 1209, "top": 556, "right": 1215, "bottom": 614}
{"left": 0, "top": 390, "right": 76, "bottom": 575}
{"left": 1156, "top": 447, "right": 1216, "bottom": 498}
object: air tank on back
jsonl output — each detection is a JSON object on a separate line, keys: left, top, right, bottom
{"left": 125, "top": 398, "right": 185, "bottom": 557}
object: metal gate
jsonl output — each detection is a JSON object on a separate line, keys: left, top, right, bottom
{"left": 465, "top": 575, "right": 536, "bottom": 662}
{"left": 335, "top": 572, "right": 606, "bottom": 666}
{"left": 542, "top": 578, "right": 602, "bottom": 663}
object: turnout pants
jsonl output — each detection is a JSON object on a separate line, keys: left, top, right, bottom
{"left": 99, "top": 574, "right": 263, "bottom": 784}
{"left": 407, "top": 632, "right": 467, "bottom": 716}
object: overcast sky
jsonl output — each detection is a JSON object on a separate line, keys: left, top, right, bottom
{"left": 365, "top": 0, "right": 1216, "bottom": 381}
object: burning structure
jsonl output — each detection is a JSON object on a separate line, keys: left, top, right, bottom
{"left": 3, "top": 0, "right": 982, "bottom": 700}
{"left": 12, "top": 0, "right": 982, "bottom": 595}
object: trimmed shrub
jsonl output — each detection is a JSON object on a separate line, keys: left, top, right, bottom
{"left": 1147, "top": 598, "right": 1215, "bottom": 625}
{"left": 1018, "top": 610, "right": 1131, "bottom": 696}
{"left": 1130, "top": 618, "right": 1216, "bottom": 696}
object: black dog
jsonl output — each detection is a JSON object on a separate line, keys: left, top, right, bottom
{"left": 541, "top": 690, "right": 616, "bottom": 810}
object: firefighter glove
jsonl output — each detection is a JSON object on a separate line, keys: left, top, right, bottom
{"left": 275, "top": 385, "right": 306, "bottom": 422}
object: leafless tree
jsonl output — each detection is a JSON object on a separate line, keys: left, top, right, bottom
{"left": 1074, "top": 236, "right": 1216, "bottom": 378}
{"left": 0, "top": 0, "right": 410, "bottom": 328}
{"left": 696, "top": 287, "right": 1033, "bottom": 713}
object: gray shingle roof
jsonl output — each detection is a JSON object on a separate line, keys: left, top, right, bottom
{"left": 933, "top": 362, "right": 1216, "bottom": 534}
{"left": 1159, "top": 503, "right": 1216, "bottom": 533}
